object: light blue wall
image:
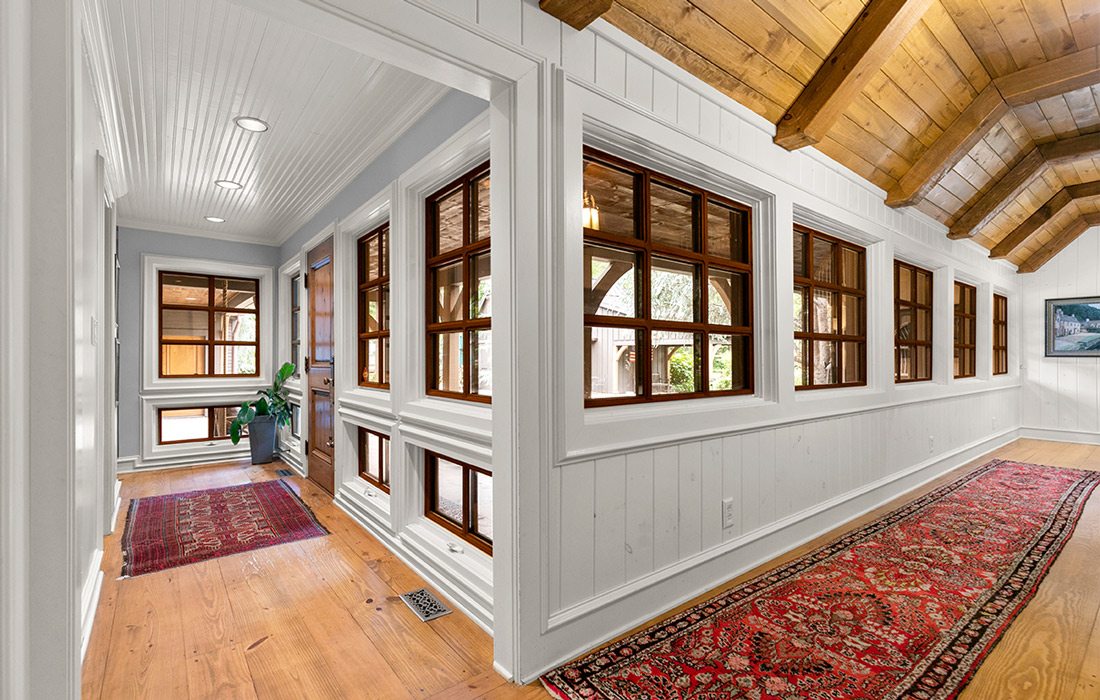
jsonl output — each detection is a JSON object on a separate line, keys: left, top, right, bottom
{"left": 116, "top": 227, "right": 281, "bottom": 457}
{"left": 278, "top": 89, "right": 487, "bottom": 263}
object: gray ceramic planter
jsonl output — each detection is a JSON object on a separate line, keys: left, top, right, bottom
{"left": 248, "top": 415, "right": 277, "bottom": 464}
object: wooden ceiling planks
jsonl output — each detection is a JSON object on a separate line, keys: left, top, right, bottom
{"left": 582, "top": 0, "right": 1100, "bottom": 270}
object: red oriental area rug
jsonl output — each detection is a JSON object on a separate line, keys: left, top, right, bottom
{"left": 121, "top": 479, "right": 328, "bottom": 577}
{"left": 542, "top": 460, "right": 1100, "bottom": 700}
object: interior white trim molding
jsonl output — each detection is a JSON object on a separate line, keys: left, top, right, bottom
{"left": 1020, "top": 426, "right": 1100, "bottom": 446}
{"left": 79, "top": 547, "right": 104, "bottom": 661}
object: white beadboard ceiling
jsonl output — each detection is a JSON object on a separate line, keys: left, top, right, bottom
{"left": 88, "top": 0, "right": 447, "bottom": 244}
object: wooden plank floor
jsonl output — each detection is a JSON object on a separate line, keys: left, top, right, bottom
{"left": 83, "top": 439, "right": 1100, "bottom": 699}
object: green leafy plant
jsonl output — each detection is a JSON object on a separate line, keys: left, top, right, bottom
{"left": 229, "top": 362, "right": 296, "bottom": 444}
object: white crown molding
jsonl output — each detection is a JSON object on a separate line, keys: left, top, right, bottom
{"left": 117, "top": 217, "right": 282, "bottom": 247}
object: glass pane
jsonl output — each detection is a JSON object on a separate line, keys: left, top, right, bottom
{"left": 211, "top": 407, "right": 241, "bottom": 439}
{"left": 291, "top": 310, "right": 300, "bottom": 342}
{"left": 366, "top": 289, "right": 380, "bottom": 332}
{"left": 432, "top": 457, "right": 464, "bottom": 525}
{"left": 650, "top": 181, "right": 696, "bottom": 251}
{"left": 473, "top": 174, "right": 490, "bottom": 241}
{"left": 709, "top": 334, "right": 747, "bottom": 392}
{"left": 432, "top": 332, "right": 464, "bottom": 393}
{"left": 432, "top": 262, "right": 464, "bottom": 323}
{"left": 898, "top": 265, "right": 913, "bottom": 302}
{"left": 793, "top": 285, "right": 808, "bottom": 332}
{"left": 584, "top": 244, "right": 638, "bottom": 317}
{"left": 367, "top": 234, "right": 381, "bottom": 281}
{"left": 840, "top": 247, "right": 861, "bottom": 289}
{"left": 161, "top": 273, "right": 209, "bottom": 306}
{"left": 706, "top": 200, "right": 748, "bottom": 262}
{"left": 290, "top": 404, "right": 300, "bottom": 438}
{"left": 214, "top": 311, "right": 256, "bottom": 342}
{"left": 380, "top": 229, "right": 389, "bottom": 278}
{"left": 435, "top": 188, "right": 464, "bottom": 255}
{"left": 363, "top": 338, "right": 380, "bottom": 384}
{"left": 898, "top": 346, "right": 913, "bottom": 381}
{"left": 383, "top": 336, "right": 390, "bottom": 385}
{"left": 897, "top": 307, "right": 914, "bottom": 342}
{"left": 793, "top": 230, "right": 807, "bottom": 278}
{"left": 583, "top": 158, "right": 636, "bottom": 237}
{"left": 380, "top": 436, "right": 390, "bottom": 486}
{"left": 794, "top": 339, "right": 809, "bottom": 387}
{"left": 812, "top": 237, "right": 835, "bottom": 283}
{"left": 651, "top": 330, "right": 699, "bottom": 394}
{"left": 708, "top": 269, "right": 746, "bottom": 326}
{"left": 917, "top": 345, "right": 931, "bottom": 380}
{"left": 813, "top": 340, "right": 838, "bottom": 386}
{"left": 651, "top": 258, "right": 696, "bottom": 323}
{"left": 917, "top": 308, "right": 931, "bottom": 341}
{"left": 812, "top": 289, "right": 838, "bottom": 334}
{"left": 841, "top": 342, "right": 862, "bottom": 384}
{"left": 840, "top": 294, "right": 861, "bottom": 335}
{"left": 162, "top": 309, "right": 208, "bottom": 340}
{"left": 471, "top": 253, "right": 491, "bottom": 319}
{"left": 954, "top": 283, "right": 963, "bottom": 311}
{"left": 214, "top": 278, "right": 257, "bottom": 309}
{"left": 291, "top": 275, "right": 300, "bottom": 307}
{"left": 473, "top": 471, "right": 493, "bottom": 542}
{"left": 161, "top": 344, "right": 207, "bottom": 376}
{"left": 917, "top": 271, "right": 931, "bottom": 304}
{"left": 381, "top": 287, "right": 390, "bottom": 331}
{"left": 585, "top": 326, "right": 640, "bottom": 400}
{"left": 366, "top": 432, "right": 382, "bottom": 481}
{"left": 159, "top": 408, "right": 209, "bottom": 443}
{"left": 213, "top": 344, "right": 256, "bottom": 375}
{"left": 471, "top": 329, "right": 492, "bottom": 397}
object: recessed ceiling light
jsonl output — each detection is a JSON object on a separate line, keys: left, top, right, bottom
{"left": 205, "top": 216, "right": 226, "bottom": 223}
{"left": 233, "top": 116, "right": 269, "bottom": 133}
{"left": 215, "top": 179, "right": 243, "bottom": 190}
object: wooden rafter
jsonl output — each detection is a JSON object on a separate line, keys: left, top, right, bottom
{"left": 948, "top": 133, "right": 1100, "bottom": 240}
{"left": 989, "top": 180, "right": 1100, "bottom": 260}
{"left": 773, "top": 0, "right": 936, "bottom": 150}
{"left": 994, "top": 46, "right": 1100, "bottom": 107}
{"left": 1017, "top": 213, "right": 1100, "bottom": 273}
{"left": 539, "top": 0, "right": 613, "bottom": 30}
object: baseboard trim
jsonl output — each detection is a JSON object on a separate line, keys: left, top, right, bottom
{"left": 522, "top": 428, "right": 1020, "bottom": 683}
{"left": 79, "top": 548, "right": 104, "bottom": 662}
{"left": 110, "top": 478, "right": 122, "bottom": 531}
{"left": 1020, "top": 426, "right": 1100, "bottom": 446}
{"left": 117, "top": 453, "right": 254, "bottom": 473}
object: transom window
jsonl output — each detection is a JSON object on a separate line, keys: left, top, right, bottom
{"left": 993, "top": 294, "right": 1008, "bottom": 375}
{"left": 358, "top": 427, "right": 390, "bottom": 492}
{"left": 582, "top": 148, "right": 753, "bottom": 407}
{"left": 954, "top": 281, "right": 977, "bottom": 378}
{"left": 426, "top": 163, "right": 491, "bottom": 402}
{"left": 159, "top": 272, "right": 259, "bottom": 377}
{"left": 793, "top": 226, "right": 866, "bottom": 389}
{"left": 358, "top": 223, "right": 390, "bottom": 388}
{"left": 895, "top": 261, "right": 933, "bottom": 383}
{"left": 158, "top": 405, "right": 245, "bottom": 444}
{"left": 425, "top": 451, "right": 492, "bottom": 554}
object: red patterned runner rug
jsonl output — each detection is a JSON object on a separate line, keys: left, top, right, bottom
{"left": 542, "top": 459, "right": 1100, "bottom": 700}
{"left": 121, "top": 479, "right": 329, "bottom": 577}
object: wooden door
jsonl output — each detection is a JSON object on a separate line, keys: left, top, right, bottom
{"left": 307, "top": 238, "right": 335, "bottom": 494}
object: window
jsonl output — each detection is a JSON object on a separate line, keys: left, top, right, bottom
{"left": 358, "top": 223, "right": 390, "bottom": 388}
{"left": 954, "top": 281, "right": 977, "bottom": 378}
{"left": 290, "top": 403, "right": 301, "bottom": 439}
{"left": 426, "top": 163, "right": 491, "bottom": 402}
{"left": 793, "top": 226, "right": 866, "bottom": 389}
{"left": 158, "top": 405, "right": 245, "bottom": 444}
{"left": 993, "top": 293, "right": 1008, "bottom": 375}
{"left": 582, "top": 149, "right": 753, "bottom": 406}
{"left": 290, "top": 274, "right": 301, "bottom": 375}
{"left": 358, "top": 428, "right": 390, "bottom": 492}
{"left": 895, "top": 261, "right": 933, "bottom": 382}
{"left": 424, "top": 451, "right": 492, "bottom": 554}
{"left": 159, "top": 272, "right": 259, "bottom": 377}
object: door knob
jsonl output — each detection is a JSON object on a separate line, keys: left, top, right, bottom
{"left": 322, "top": 376, "right": 332, "bottom": 386}
{"left": 326, "top": 438, "right": 334, "bottom": 448}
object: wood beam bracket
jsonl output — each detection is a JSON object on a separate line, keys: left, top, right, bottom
{"left": 1017, "top": 213, "right": 1100, "bottom": 273}
{"left": 989, "top": 179, "right": 1100, "bottom": 260}
{"left": 539, "top": 0, "right": 613, "bottom": 31}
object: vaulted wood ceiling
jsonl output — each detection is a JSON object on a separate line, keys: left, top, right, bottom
{"left": 542, "top": 0, "right": 1100, "bottom": 271}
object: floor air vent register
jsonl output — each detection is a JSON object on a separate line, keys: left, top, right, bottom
{"left": 399, "top": 588, "right": 452, "bottom": 622}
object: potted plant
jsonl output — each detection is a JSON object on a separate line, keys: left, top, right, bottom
{"left": 229, "top": 361, "right": 296, "bottom": 464}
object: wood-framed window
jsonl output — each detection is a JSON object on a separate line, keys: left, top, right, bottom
{"left": 358, "top": 223, "right": 390, "bottom": 388}
{"left": 358, "top": 427, "right": 390, "bottom": 492}
{"left": 424, "top": 451, "right": 492, "bottom": 554}
{"left": 157, "top": 405, "right": 245, "bottom": 445}
{"left": 290, "top": 274, "right": 301, "bottom": 376}
{"left": 993, "top": 293, "right": 1008, "bottom": 375}
{"left": 582, "top": 148, "right": 753, "bottom": 407}
{"left": 954, "top": 281, "right": 977, "bottom": 378}
{"left": 793, "top": 225, "right": 866, "bottom": 389}
{"left": 159, "top": 271, "right": 259, "bottom": 377}
{"left": 895, "top": 260, "right": 933, "bottom": 383}
{"left": 426, "top": 162, "right": 491, "bottom": 402}
{"left": 290, "top": 403, "right": 301, "bottom": 439}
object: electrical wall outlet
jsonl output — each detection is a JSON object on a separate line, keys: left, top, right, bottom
{"left": 722, "top": 497, "right": 737, "bottom": 530}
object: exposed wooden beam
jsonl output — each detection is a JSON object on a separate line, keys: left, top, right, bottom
{"left": 539, "top": 0, "right": 613, "bottom": 30}
{"left": 1017, "top": 213, "right": 1100, "bottom": 273}
{"left": 989, "top": 188, "right": 1075, "bottom": 260}
{"left": 885, "top": 85, "right": 1008, "bottom": 207}
{"left": 773, "top": 0, "right": 936, "bottom": 150}
{"left": 995, "top": 46, "right": 1100, "bottom": 106}
{"left": 948, "top": 133, "right": 1100, "bottom": 240}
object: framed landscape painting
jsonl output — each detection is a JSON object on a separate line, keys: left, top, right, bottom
{"left": 1046, "top": 297, "right": 1100, "bottom": 357}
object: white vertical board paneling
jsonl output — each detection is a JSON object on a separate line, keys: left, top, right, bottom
{"left": 559, "top": 460, "right": 595, "bottom": 608}
{"left": 623, "top": 53, "right": 654, "bottom": 112}
{"left": 476, "top": 0, "right": 521, "bottom": 44}
{"left": 700, "top": 439, "right": 723, "bottom": 550}
{"left": 624, "top": 451, "right": 655, "bottom": 581}
{"left": 677, "top": 442, "right": 703, "bottom": 560}
{"left": 519, "top": 0, "right": 561, "bottom": 64}
{"left": 652, "top": 446, "right": 680, "bottom": 570}
{"left": 593, "top": 455, "right": 627, "bottom": 594}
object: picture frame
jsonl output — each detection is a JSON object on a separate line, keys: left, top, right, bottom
{"left": 1045, "top": 297, "right": 1100, "bottom": 357}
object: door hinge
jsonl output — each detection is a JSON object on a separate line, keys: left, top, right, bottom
{"left": 304, "top": 439, "right": 309, "bottom": 453}
{"left": 303, "top": 272, "right": 309, "bottom": 289}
